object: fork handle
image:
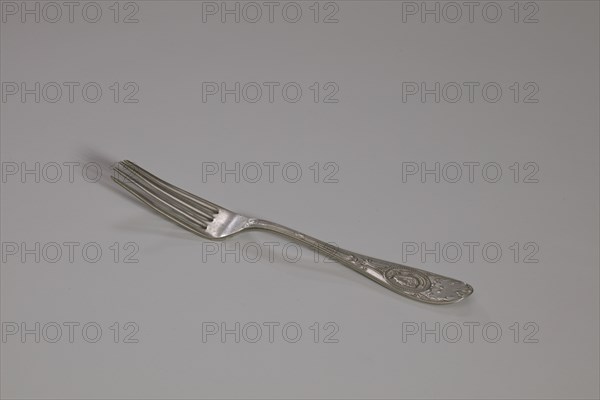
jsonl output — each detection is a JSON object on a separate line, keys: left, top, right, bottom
{"left": 248, "top": 219, "right": 473, "bottom": 304}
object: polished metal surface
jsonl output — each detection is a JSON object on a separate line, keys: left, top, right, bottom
{"left": 112, "top": 160, "right": 474, "bottom": 304}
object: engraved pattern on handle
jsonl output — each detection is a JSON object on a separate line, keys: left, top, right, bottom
{"left": 248, "top": 219, "right": 473, "bottom": 304}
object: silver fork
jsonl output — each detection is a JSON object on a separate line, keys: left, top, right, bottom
{"left": 112, "top": 160, "right": 473, "bottom": 305}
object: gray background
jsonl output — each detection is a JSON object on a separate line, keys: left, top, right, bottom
{"left": 1, "top": 1, "right": 598, "bottom": 399}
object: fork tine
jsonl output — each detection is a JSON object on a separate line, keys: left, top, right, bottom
{"left": 111, "top": 174, "right": 206, "bottom": 236}
{"left": 117, "top": 161, "right": 216, "bottom": 222}
{"left": 121, "top": 160, "right": 220, "bottom": 214}
{"left": 112, "top": 165, "right": 210, "bottom": 232}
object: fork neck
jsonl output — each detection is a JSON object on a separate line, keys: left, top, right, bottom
{"left": 247, "top": 218, "right": 342, "bottom": 261}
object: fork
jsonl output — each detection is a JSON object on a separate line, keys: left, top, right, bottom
{"left": 112, "top": 160, "right": 473, "bottom": 305}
